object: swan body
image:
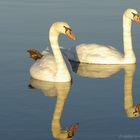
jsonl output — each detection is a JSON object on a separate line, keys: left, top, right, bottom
{"left": 65, "top": 8, "right": 140, "bottom": 64}
{"left": 29, "top": 22, "right": 76, "bottom": 82}
{"left": 76, "top": 44, "right": 124, "bottom": 64}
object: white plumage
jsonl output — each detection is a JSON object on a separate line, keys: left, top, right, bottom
{"left": 29, "top": 22, "right": 76, "bottom": 82}
{"left": 64, "top": 8, "right": 140, "bottom": 64}
{"left": 76, "top": 44, "right": 123, "bottom": 64}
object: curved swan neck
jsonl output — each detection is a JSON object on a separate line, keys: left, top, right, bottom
{"left": 49, "top": 25, "right": 70, "bottom": 81}
{"left": 49, "top": 25, "right": 65, "bottom": 67}
{"left": 123, "top": 14, "right": 136, "bottom": 63}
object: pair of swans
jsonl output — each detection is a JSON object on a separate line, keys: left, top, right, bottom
{"left": 28, "top": 8, "right": 140, "bottom": 82}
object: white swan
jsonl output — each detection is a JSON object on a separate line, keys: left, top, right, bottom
{"left": 29, "top": 22, "right": 76, "bottom": 82}
{"left": 65, "top": 8, "right": 140, "bottom": 64}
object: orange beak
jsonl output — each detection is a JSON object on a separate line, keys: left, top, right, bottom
{"left": 66, "top": 31, "right": 77, "bottom": 41}
{"left": 134, "top": 15, "right": 140, "bottom": 25}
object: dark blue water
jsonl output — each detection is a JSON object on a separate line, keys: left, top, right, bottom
{"left": 1, "top": 0, "right": 140, "bottom": 139}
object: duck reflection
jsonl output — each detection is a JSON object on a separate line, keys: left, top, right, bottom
{"left": 29, "top": 79, "right": 78, "bottom": 139}
{"left": 71, "top": 62, "right": 139, "bottom": 118}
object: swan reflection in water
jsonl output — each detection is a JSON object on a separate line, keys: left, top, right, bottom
{"left": 70, "top": 62, "right": 139, "bottom": 118}
{"left": 29, "top": 79, "right": 78, "bottom": 140}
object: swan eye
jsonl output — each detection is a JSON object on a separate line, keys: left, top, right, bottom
{"left": 132, "top": 13, "right": 140, "bottom": 24}
{"left": 134, "top": 15, "right": 139, "bottom": 21}
{"left": 132, "top": 12, "right": 137, "bottom": 17}
{"left": 132, "top": 12, "right": 139, "bottom": 18}
{"left": 63, "top": 26, "right": 72, "bottom": 33}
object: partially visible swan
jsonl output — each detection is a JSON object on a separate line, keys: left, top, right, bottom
{"left": 65, "top": 8, "right": 140, "bottom": 64}
{"left": 29, "top": 22, "right": 76, "bottom": 82}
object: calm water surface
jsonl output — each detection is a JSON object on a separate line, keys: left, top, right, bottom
{"left": 1, "top": 0, "right": 140, "bottom": 139}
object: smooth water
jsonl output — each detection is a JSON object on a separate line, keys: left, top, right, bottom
{"left": 1, "top": 0, "right": 140, "bottom": 139}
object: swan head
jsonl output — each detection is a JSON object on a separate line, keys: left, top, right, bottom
{"left": 51, "top": 22, "right": 77, "bottom": 40}
{"left": 124, "top": 8, "right": 140, "bottom": 24}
